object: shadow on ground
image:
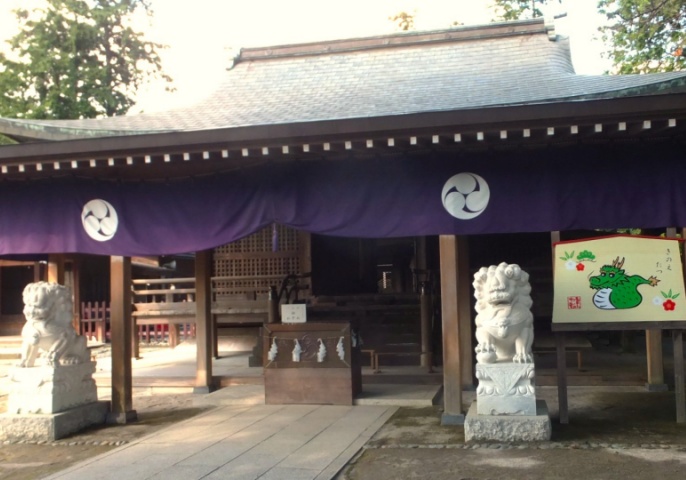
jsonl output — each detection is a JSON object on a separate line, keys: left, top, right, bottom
{"left": 0, "top": 394, "right": 211, "bottom": 480}
{"left": 338, "top": 389, "right": 686, "bottom": 480}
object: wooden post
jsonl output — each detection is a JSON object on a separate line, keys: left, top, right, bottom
{"left": 108, "top": 256, "right": 136, "bottom": 424}
{"left": 457, "top": 237, "right": 473, "bottom": 389}
{"left": 643, "top": 228, "right": 679, "bottom": 390}
{"left": 47, "top": 254, "right": 65, "bottom": 284}
{"left": 674, "top": 330, "right": 685, "bottom": 423}
{"left": 646, "top": 329, "right": 666, "bottom": 391}
{"left": 195, "top": 250, "right": 214, "bottom": 393}
{"left": 419, "top": 282, "right": 433, "bottom": 372}
{"left": 556, "top": 332, "right": 569, "bottom": 424}
{"left": 71, "top": 258, "right": 81, "bottom": 333}
{"left": 33, "top": 261, "right": 42, "bottom": 282}
{"left": 268, "top": 285, "right": 279, "bottom": 324}
{"left": 551, "top": 231, "right": 570, "bottom": 423}
{"left": 439, "top": 235, "right": 464, "bottom": 425}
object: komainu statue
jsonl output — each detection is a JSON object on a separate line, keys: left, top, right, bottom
{"left": 18, "top": 282, "right": 89, "bottom": 368}
{"left": 473, "top": 262, "right": 534, "bottom": 364}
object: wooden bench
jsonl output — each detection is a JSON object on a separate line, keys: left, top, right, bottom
{"left": 363, "top": 343, "right": 433, "bottom": 373}
{"left": 533, "top": 333, "right": 592, "bottom": 370}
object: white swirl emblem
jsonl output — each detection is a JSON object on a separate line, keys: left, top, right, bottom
{"left": 81, "top": 199, "right": 118, "bottom": 242}
{"left": 441, "top": 173, "right": 490, "bottom": 220}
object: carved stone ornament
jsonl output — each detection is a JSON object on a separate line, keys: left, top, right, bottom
{"left": 475, "top": 363, "right": 536, "bottom": 416}
{"left": 472, "top": 263, "right": 534, "bottom": 364}
{"left": 18, "top": 282, "right": 90, "bottom": 368}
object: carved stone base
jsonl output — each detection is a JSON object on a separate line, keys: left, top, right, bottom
{"left": 0, "top": 401, "right": 109, "bottom": 442}
{"left": 475, "top": 362, "right": 536, "bottom": 416}
{"left": 464, "top": 400, "right": 551, "bottom": 442}
{"left": 7, "top": 362, "right": 98, "bottom": 414}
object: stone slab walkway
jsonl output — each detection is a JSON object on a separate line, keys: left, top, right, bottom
{"left": 42, "top": 403, "right": 397, "bottom": 480}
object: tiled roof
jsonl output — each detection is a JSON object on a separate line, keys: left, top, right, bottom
{"left": 2, "top": 18, "right": 686, "bottom": 141}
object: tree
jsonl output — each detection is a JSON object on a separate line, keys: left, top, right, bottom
{"left": 598, "top": 0, "right": 686, "bottom": 73}
{"left": 0, "top": 0, "right": 171, "bottom": 120}
{"left": 492, "top": 0, "right": 560, "bottom": 20}
{"left": 389, "top": 11, "right": 415, "bottom": 31}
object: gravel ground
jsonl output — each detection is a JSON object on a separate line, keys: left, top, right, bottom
{"left": 336, "top": 388, "right": 686, "bottom": 480}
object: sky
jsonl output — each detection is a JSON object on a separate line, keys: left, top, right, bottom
{"left": 0, "top": 0, "right": 612, "bottom": 114}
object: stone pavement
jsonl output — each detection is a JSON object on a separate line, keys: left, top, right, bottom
{"left": 42, "top": 403, "right": 397, "bottom": 480}
{"left": 4, "top": 337, "right": 686, "bottom": 479}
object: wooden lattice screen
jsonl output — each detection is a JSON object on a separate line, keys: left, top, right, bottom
{"left": 213, "top": 224, "right": 310, "bottom": 299}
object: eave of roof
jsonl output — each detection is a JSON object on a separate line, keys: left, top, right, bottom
{"left": 1, "top": 92, "right": 685, "bottom": 169}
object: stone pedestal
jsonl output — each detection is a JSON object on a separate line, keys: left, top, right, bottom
{"left": 466, "top": 362, "right": 551, "bottom": 442}
{"left": 0, "top": 362, "right": 108, "bottom": 442}
{"left": 465, "top": 399, "right": 552, "bottom": 442}
{"left": 475, "top": 363, "right": 536, "bottom": 416}
{"left": 7, "top": 362, "right": 98, "bottom": 414}
{"left": 0, "top": 401, "right": 109, "bottom": 442}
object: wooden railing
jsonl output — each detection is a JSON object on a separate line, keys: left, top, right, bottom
{"left": 80, "top": 301, "right": 109, "bottom": 343}
{"left": 80, "top": 274, "right": 310, "bottom": 351}
{"left": 129, "top": 276, "right": 287, "bottom": 353}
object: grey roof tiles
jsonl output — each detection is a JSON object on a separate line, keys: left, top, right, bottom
{"left": 2, "top": 18, "right": 686, "bottom": 140}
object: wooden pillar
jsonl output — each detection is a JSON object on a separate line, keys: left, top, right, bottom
{"left": 643, "top": 228, "right": 676, "bottom": 390}
{"left": 674, "top": 330, "right": 685, "bottom": 423}
{"left": 108, "top": 256, "right": 137, "bottom": 424}
{"left": 419, "top": 283, "right": 433, "bottom": 372}
{"left": 457, "top": 238, "right": 473, "bottom": 388}
{"left": 71, "top": 258, "right": 81, "bottom": 333}
{"left": 195, "top": 249, "right": 214, "bottom": 393}
{"left": 268, "top": 285, "right": 279, "bottom": 324}
{"left": 47, "top": 254, "right": 65, "bottom": 284}
{"left": 646, "top": 329, "right": 666, "bottom": 390}
{"left": 33, "top": 262, "right": 42, "bottom": 282}
{"left": 439, "top": 235, "right": 465, "bottom": 425}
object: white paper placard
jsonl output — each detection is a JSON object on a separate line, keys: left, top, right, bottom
{"left": 281, "top": 304, "right": 307, "bottom": 323}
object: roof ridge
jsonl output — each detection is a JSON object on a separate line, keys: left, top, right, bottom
{"left": 236, "top": 18, "right": 549, "bottom": 63}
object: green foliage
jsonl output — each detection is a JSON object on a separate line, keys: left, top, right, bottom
{"left": 0, "top": 0, "right": 171, "bottom": 120}
{"left": 598, "top": 0, "right": 686, "bottom": 73}
{"left": 389, "top": 11, "right": 415, "bottom": 31}
{"left": 492, "top": 0, "right": 561, "bottom": 20}
{"left": 0, "top": 134, "right": 17, "bottom": 145}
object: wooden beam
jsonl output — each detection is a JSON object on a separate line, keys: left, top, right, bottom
{"left": 108, "top": 256, "right": 137, "bottom": 424}
{"left": 439, "top": 235, "right": 465, "bottom": 425}
{"left": 195, "top": 249, "right": 215, "bottom": 393}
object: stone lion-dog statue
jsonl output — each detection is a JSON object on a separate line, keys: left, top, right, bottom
{"left": 473, "top": 262, "right": 534, "bottom": 364}
{"left": 18, "top": 281, "right": 89, "bottom": 368}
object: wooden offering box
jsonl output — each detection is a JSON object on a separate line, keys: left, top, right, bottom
{"left": 263, "top": 322, "right": 362, "bottom": 405}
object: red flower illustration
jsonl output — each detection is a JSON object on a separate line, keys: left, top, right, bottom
{"left": 576, "top": 263, "right": 585, "bottom": 271}
{"left": 663, "top": 299, "right": 676, "bottom": 311}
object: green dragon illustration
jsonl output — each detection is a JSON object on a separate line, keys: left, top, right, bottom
{"left": 588, "top": 256, "right": 660, "bottom": 310}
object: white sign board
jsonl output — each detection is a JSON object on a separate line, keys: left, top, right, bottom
{"left": 281, "top": 304, "right": 307, "bottom": 323}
